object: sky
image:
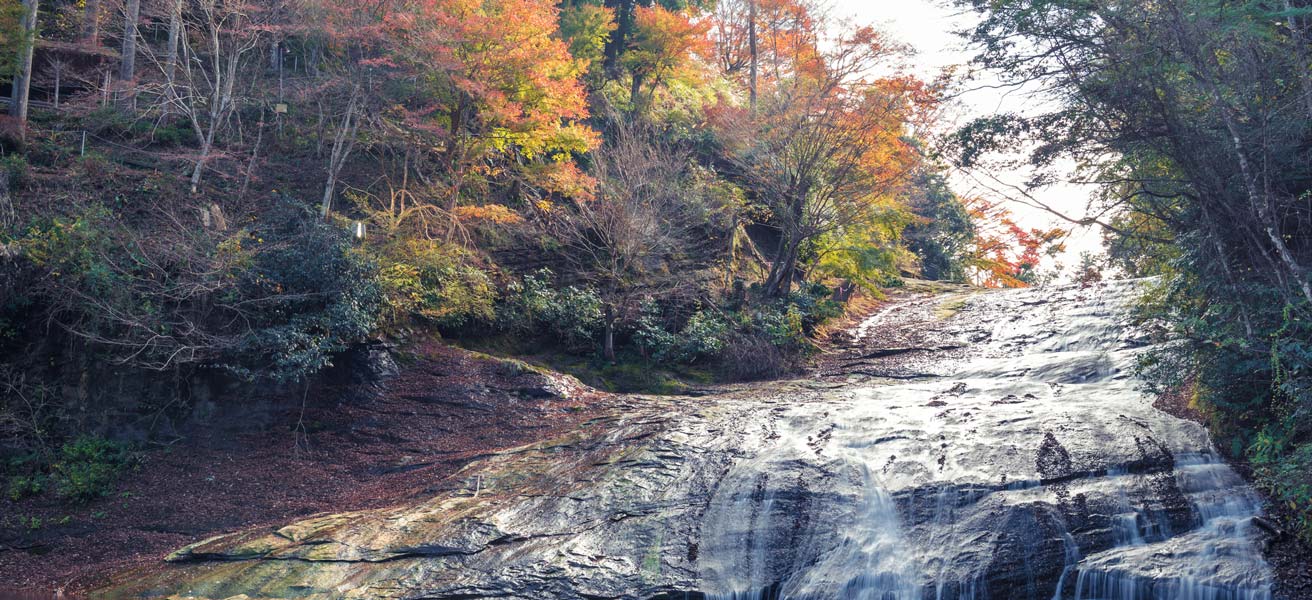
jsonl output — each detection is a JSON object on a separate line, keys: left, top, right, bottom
{"left": 826, "top": 0, "right": 1105, "bottom": 276}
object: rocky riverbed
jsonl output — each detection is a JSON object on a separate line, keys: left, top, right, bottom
{"left": 100, "top": 281, "right": 1280, "bottom": 600}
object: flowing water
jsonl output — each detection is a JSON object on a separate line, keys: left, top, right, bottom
{"left": 697, "top": 280, "right": 1272, "bottom": 600}
{"left": 104, "top": 281, "right": 1277, "bottom": 600}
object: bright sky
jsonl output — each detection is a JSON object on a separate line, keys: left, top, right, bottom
{"left": 827, "top": 0, "right": 1104, "bottom": 276}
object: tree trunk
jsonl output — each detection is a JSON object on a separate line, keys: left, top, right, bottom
{"left": 764, "top": 234, "right": 798, "bottom": 297}
{"left": 629, "top": 72, "right": 645, "bottom": 112}
{"left": 321, "top": 89, "right": 360, "bottom": 218}
{"left": 9, "top": 0, "right": 38, "bottom": 139}
{"left": 239, "top": 111, "right": 265, "bottom": 200}
{"left": 603, "top": 304, "right": 616, "bottom": 362}
{"left": 81, "top": 0, "right": 99, "bottom": 47}
{"left": 119, "top": 0, "right": 140, "bottom": 85}
{"left": 748, "top": 0, "right": 757, "bottom": 112}
{"left": 164, "top": 0, "right": 182, "bottom": 93}
{"left": 602, "top": 0, "right": 634, "bottom": 78}
{"left": 190, "top": 128, "right": 215, "bottom": 194}
{"left": 1168, "top": 3, "right": 1312, "bottom": 305}
{"left": 443, "top": 99, "right": 467, "bottom": 239}
{"left": 1209, "top": 86, "right": 1312, "bottom": 304}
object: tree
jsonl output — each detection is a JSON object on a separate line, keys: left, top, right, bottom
{"left": 961, "top": 196, "right": 1063, "bottom": 288}
{"left": 281, "top": 0, "right": 396, "bottom": 216}
{"left": 81, "top": 0, "right": 100, "bottom": 46}
{"left": 714, "top": 25, "right": 929, "bottom": 296}
{"left": 711, "top": 0, "right": 768, "bottom": 110}
{"left": 952, "top": 0, "right": 1312, "bottom": 302}
{"left": 119, "top": 0, "right": 141, "bottom": 86}
{"left": 384, "top": 0, "right": 599, "bottom": 236}
{"left": 549, "top": 117, "right": 697, "bottom": 361}
{"left": 620, "top": 4, "right": 711, "bottom": 112}
{"left": 7, "top": 0, "right": 38, "bottom": 137}
{"left": 141, "top": 0, "right": 265, "bottom": 193}
{"left": 558, "top": 1, "right": 616, "bottom": 82}
{"left": 904, "top": 170, "right": 975, "bottom": 282}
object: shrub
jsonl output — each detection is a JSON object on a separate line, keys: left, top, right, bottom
{"left": 676, "top": 310, "right": 729, "bottom": 363}
{"left": 0, "top": 153, "right": 28, "bottom": 189}
{"left": 1134, "top": 274, "right": 1312, "bottom": 542}
{"left": 632, "top": 302, "right": 677, "bottom": 360}
{"left": 1252, "top": 436, "right": 1312, "bottom": 541}
{"left": 751, "top": 303, "right": 808, "bottom": 351}
{"left": 788, "top": 283, "right": 845, "bottom": 328}
{"left": 223, "top": 199, "right": 382, "bottom": 380}
{"left": 375, "top": 239, "right": 496, "bottom": 331}
{"left": 20, "top": 197, "right": 382, "bottom": 382}
{"left": 147, "top": 122, "right": 198, "bottom": 147}
{"left": 717, "top": 330, "right": 789, "bottom": 381}
{"left": 6, "top": 473, "right": 44, "bottom": 501}
{"left": 80, "top": 106, "right": 134, "bottom": 138}
{"left": 498, "top": 269, "right": 602, "bottom": 353}
{"left": 50, "top": 436, "right": 137, "bottom": 502}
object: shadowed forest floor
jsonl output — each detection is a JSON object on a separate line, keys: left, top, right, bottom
{"left": 0, "top": 341, "right": 611, "bottom": 594}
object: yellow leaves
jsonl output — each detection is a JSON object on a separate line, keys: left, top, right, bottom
{"left": 623, "top": 5, "right": 714, "bottom": 96}
{"left": 558, "top": 3, "right": 616, "bottom": 68}
{"left": 452, "top": 204, "right": 524, "bottom": 225}
{"left": 399, "top": 0, "right": 600, "bottom": 181}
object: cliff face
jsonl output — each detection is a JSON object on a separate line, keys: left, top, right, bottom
{"left": 100, "top": 281, "right": 1276, "bottom": 600}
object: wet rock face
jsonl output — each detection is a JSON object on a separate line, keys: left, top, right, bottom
{"left": 102, "top": 281, "right": 1274, "bottom": 600}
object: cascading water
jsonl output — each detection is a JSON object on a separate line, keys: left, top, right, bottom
{"left": 104, "top": 281, "right": 1280, "bottom": 600}
{"left": 1071, "top": 452, "right": 1271, "bottom": 600}
{"left": 698, "top": 280, "right": 1274, "bottom": 600}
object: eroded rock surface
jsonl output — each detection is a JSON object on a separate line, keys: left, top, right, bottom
{"left": 103, "top": 281, "right": 1274, "bottom": 600}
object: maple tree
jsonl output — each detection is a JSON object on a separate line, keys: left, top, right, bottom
{"left": 962, "top": 196, "right": 1065, "bottom": 288}
{"left": 381, "top": 0, "right": 599, "bottom": 238}
{"left": 558, "top": 2, "right": 616, "bottom": 82}
{"left": 711, "top": 0, "right": 822, "bottom": 110}
{"left": 713, "top": 24, "right": 932, "bottom": 296}
{"left": 620, "top": 4, "right": 711, "bottom": 112}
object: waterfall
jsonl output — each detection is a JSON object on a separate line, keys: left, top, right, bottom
{"left": 698, "top": 281, "right": 1275, "bottom": 600}
{"left": 838, "top": 467, "right": 921, "bottom": 600}
{"left": 104, "top": 283, "right": 1282, "bottom": 600}
{"left": 1068, "top": 453, "right": 1272, "bottom": 600}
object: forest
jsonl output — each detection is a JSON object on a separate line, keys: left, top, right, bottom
{"left": 0, "top": 0, "right": 1310, "bottom": 595}
{"left": 0, "top": 0, "right": 1054, "bottom": 497}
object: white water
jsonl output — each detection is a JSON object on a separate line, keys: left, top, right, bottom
{"left": 698, "top": 281, "right": 1273, "bottom": 600}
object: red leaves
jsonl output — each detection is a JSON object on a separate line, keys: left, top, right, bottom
{"left": 965, "top": 196, "right": 1066, "bottom": 288}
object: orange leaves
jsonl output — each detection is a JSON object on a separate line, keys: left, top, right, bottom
{"left": 366, "top": 0, "right": 601, "bottom": 232}
{"left": 530, "top": 160, "right": 598, "bottom": 202}
{"left": 628, "top": 5, "right": 713, "bottom": 72}
{"left": 452, "top": 204, "right": 525, "bottom": 225}
{"left": 392, "top": 0, "right": 598, "bottom": 157}
{"left": 963, "top": 196, "right": 1066, "bottom": 288}
{"left": 623, "top": 5, "right": 713, "bottom": 101}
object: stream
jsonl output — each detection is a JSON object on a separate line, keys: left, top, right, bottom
{"left": 105, "top": 280, "right": 1275, "bottom": 600}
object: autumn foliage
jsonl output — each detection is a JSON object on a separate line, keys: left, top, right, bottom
{"left": 1, "top": 0, "right": 1051, "bottom": 383}
{"left": 964, "top": 197, "right": 1066, "bottom": 287}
